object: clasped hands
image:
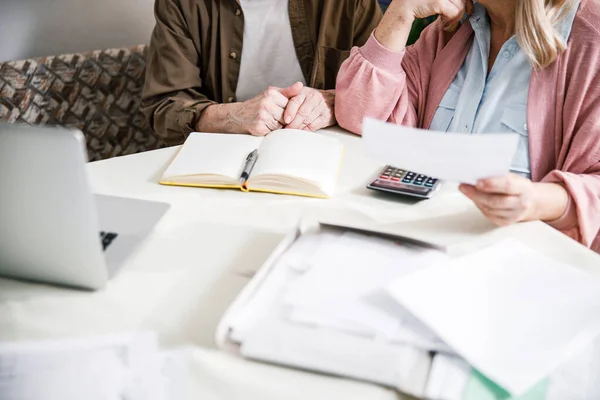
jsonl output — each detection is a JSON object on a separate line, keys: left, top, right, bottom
{"left": 233, "top": 82, "right": 335, "bottom": 136}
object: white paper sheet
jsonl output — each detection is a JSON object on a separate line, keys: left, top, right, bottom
{"left": 387, "top": 239, "right": 600, "bottom": 396}
{"left": 240, "top": 319, "right": 432, "bottom": 396}
{"left": 284, "top": 232, "right": 450, "bottom": 350}
{"left": 362, "top": 118, "right": 519, "bottom": 184}
{"left": 226, "top": 229, "right": 448, "bottom": 395}
{"left": 161, "top": 132, "right": 262, "bottom": 180}
{"left": 0, "top": 333, "right": 186, "bottom": 400}
{"left": 250, "top": 129, "right": 344, "bottom": 196}
{"left": 424, "top": 354, "right": 472, "bottom": 400}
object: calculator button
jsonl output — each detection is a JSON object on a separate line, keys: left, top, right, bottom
{"left": 380, "top": 175, "right": 391, "bottom": 180}
{"left": 417, "top": 174, "right": 427, "bottom": 180}
{"left": 391, "top": 177, "right": 401, "bottom": 181}
{"left": 402, "top": 177, "right": 414, "bottom": 183}
{"left": 426, "top": 178, "right": 438, "bottom": 184}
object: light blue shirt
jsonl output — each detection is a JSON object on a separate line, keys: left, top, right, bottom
{"left": 429, "top": 2, "right": 579, "bottom": 179}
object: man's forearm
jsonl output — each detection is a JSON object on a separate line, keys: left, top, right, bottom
{"left": 196, "top": 103, "right": 246, "bottom": 134}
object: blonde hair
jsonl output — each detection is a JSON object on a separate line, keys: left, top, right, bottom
{"left": 516, "top": 0, "right": 578, "bottom": 69}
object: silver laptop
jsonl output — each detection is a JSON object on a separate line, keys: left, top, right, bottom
{"left": 0, "top": 123, "right": 170, "bottom": 290}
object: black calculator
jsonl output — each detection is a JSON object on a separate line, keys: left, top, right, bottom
{"left": 367, "top": 165, "right": 442, "bottom": 199}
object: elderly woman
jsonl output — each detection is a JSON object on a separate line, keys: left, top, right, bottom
{"left": 335, "top": 0, "right": 600, "bottom": 252}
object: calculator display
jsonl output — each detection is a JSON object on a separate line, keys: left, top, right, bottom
{"left": 367, "top": 166, "right": 441, "bottom": 199}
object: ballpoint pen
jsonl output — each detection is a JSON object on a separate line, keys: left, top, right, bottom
{"left": 240, "top": 149, "right": 259, "bottom": 185}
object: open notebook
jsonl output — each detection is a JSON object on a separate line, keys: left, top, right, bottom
{"left": 159, "top": 130, "right": 344, "bottom": 198}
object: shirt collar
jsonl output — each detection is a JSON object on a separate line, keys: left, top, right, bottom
{"left": 555, "top": 0, "right": 580, "bottom": 43}
{"left": 467, "top": 0, "right": 580, "bottom": 43}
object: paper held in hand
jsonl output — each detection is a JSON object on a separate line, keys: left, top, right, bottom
{"left": 362, "top": 118, "right": 520, "bottom": 184}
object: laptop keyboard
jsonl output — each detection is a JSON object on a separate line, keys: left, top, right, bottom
{"left": 99, "top": 231, "right": 118, "bottom": 251}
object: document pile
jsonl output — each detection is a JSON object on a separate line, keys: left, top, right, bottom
{"left": 220, "top": 225, "right": 600, "bottom": 399}
{"left": 283, "top": 232, "right": 450, "bottom": 351}
{"left": 0, "top": 332, "right": 189, "bottom": 400}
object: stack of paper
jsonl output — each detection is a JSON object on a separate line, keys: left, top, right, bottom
{"left": 228, "top": 229, "right": 455, "bottom": 396}
{"left": 0, "top": 333, "right": 189, "bottom": 400}
{"left": 227, "top": 227, "right": 600, "bottom": 399}
{"left": 283, "top": 231, "right": 451, "bottom": 351}
{"left": 387, "top": 239, "right": 600, "bottom": 396}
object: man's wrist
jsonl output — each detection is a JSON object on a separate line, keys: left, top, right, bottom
{"left": 195, "top": 104, "right": 216, "bottom": 132}
{"left": 196, "top": 102, "right": 245, "bottom": 134}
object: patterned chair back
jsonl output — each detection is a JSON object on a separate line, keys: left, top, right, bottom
{"left": 0, "top": 46, "right": 166, "bottom": 161}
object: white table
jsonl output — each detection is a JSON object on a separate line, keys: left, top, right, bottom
{"left": 1, "top": 127, "right": 599, "bottom": 400}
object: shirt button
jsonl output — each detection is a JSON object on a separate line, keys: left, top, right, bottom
{"left": 502, "top": 51, "right": 511, "bottom": 58}
{"left": 463, "top": 125, "right": 469, "bottom": 133}
{"left": 235, "top": 8, "right": 241, "bottom": 16}
{"left": 524, "top": 123, "right": 528, "bottom": 131}
{"left": 227, "top": 96, "right": 235, "bottom": 103}
{"left": 229, "top": 51, "right": 237, "bottom": 60}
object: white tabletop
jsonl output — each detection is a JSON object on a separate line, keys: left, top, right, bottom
{"left": 1, "top": 127, "right": 599, "bottom": 400}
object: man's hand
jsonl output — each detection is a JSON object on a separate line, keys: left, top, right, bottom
{"left": 228, "top": 83, "right": 304, "bottom": 136}
{"left": 283, "top": 87, "right": 336, "bottom": 132}
{"left": 459, "top": 173, "right": 569, "bottom": 226}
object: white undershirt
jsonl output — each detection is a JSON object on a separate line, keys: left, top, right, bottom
{"left": 235, "top": 0, "right": 306, "bottom": 102}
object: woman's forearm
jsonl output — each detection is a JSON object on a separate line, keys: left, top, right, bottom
{"left": 374, "top": 3, "right": 416, "bottom": 52}
{"left": 530, "top": 182, "right": 570, "bottom": 222}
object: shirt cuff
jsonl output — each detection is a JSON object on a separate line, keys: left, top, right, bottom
{"left": 359, "top": 33, "right": 406, "bottom": 75}
{"left": 546, "top": 191, "right": 578, "bottom": 231}
{"left": 180, "top": 100, "right": 217, "bottom": 134}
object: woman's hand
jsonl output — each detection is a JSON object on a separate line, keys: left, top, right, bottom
{"left": 375, "top": 0, "right": 473, "bottom": 52}
{"left": 459, "top": 174, "right": 570, "bottom": 226}
{"left": 407, "top": 0, "right": 473, "bottom": 24}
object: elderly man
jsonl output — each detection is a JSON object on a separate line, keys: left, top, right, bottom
{"left": 141, "top": 0, "right": 382, "bottom": 145}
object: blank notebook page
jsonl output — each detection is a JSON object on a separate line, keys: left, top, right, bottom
{"left": 162, "top": 133, "right": 263, "bottom": 180}
{"left": 251, "top": 130, "right": 343, "bottom": 193}
{"left": 387, "top": 239, "right": 600, "bottom": 396}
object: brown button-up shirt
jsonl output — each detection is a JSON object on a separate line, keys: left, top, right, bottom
{"left": 141, "top": 0, "right": 382, "bottom": 145}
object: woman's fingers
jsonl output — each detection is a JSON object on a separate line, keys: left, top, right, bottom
{"left": 459, "top": 182, "right": 532, "bottom": 226}
{"left": 439, "top": 0, "right": 468, "bottom": 30}
{"left": 465, "top": 0, "right": 474, "bottom": 15}
{"left": 437, "top": 0, "right": 466, "bottom": 21}
{"left": 475, "top": 174, "right": 531, "bottom": 195}
{"left": 460, "top": 185, "right": 521, "bottom": 210}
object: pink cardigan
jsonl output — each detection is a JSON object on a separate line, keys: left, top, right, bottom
{"left": 335, "top": 0, "right": 600, "bottom": 253}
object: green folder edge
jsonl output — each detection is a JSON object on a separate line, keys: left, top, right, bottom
{"left": 464, "top": 370, "right": 549, "bottom": 400}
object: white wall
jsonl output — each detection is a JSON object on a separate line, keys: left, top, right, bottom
{"left": 0, "top": 0, "right": 156, "bottom": 62}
